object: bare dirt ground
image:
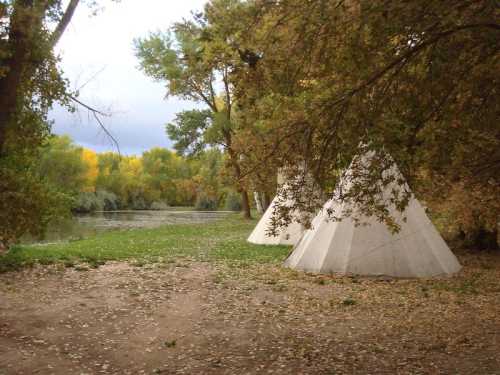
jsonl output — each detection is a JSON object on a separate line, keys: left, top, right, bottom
{"left": 1, "top": 252, "right": 499, "bottom": 375}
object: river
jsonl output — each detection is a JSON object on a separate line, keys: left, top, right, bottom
{"left": 22, "top": 210, "right": 232, "bottom": 244}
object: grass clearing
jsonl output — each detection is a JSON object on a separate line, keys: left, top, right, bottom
{"left": 0, "top": 214, "right": 290, "bottom": 273}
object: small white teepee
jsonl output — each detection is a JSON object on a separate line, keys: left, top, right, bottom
{"left": 247, "top": 170, "right": 310, "bottom": 246}
{"left": 284, "top": 158, "right": 462, "bottom": 278}
{"left": 247, "top": 194, "right": 305, "bottom": 245}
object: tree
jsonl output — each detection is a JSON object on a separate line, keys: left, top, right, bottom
{"left": 134, "top": 1, "right": 253, "bottom": 218}
{"left": 0, "top": 0, "right": 81, "bottom": 156}
{"left": 37, "top": 135, "right": 90, "bottom": 196}
{"left": 0, "top": 0, "right": 117, "bottom": 250}
{"left": 81, "top": 148, "right": 98, "bottom": 192}
{"left": 223, "top": 0, "right": 499, "bottom": 246}
{"left": 118, "top": 156, "right": 148, "bottom": 209}
{"left": 191, "top": 149, "right": 227, "bottom": 209}
{"left": 142, "top": 147, "right": 192, "bottom": 205}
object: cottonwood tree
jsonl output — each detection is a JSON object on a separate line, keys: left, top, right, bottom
{"left": 134, "top": 1, "right": 254, "bottom": 219}
{"left": 0, "top": 0, "right": 82, "bottom": 155}
{"left": 0, "top": 0, "right": 117, "bottom": 250}
{"left": 225, "top": 0, "right": 499, "bottom": 247}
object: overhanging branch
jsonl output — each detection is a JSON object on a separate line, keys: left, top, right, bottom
{"left": 69, "top": 95, "right": 121, "bottom": 155}
{"left": 50, "top": 0, "right": 80, "bottom": 47}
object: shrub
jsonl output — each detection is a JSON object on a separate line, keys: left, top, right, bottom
{"left": 74, "top": 192, "right": 102, "bottom": 213}
{"left": 224, "top": 191, "right": 242, "bottom": 212}
{"left": 128, "top": 194, "right": 148, "bottom": 210}
{"left": 150, "top": 201, "right": 170, "bottom": 210}
{"left": 195, "top": 193, "right": 218, "bottom": 211}
{"left": 73, "top": 190, "right": 120, "bottom": 213}
{"left": 96, "top": 190, "right": 119, "bottom": 211}
{"left": 1, "top": 154, "right": 71, "bottom": 250}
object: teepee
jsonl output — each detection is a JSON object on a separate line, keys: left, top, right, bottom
{"left": 247, "top": 170, "right": 312, "bottom": 246}
{"left": 247, "top": 194, "right": 305, "bottom": 245}
{"left": 284, "top": 156, "right": 462, "bottom": 278}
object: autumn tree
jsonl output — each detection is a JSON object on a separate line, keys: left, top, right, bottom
{"left": 0, "top": 0, "right": 118, "bottom": 250}
{"left": 222, "top": 0, "right": 499, "bottom": 247}
{"left": 37, "top": 135, "right": 91, "bottom": 195}
{"left": 81, "top": 148, "right": 98, "bottom": 192}
{"left": 142, "top": 147, "right": 193, "bottom": 206}
{"left": 134, "top": 0, "right": 253, "bottom": 219}
{"left": 0, "top": 0, "right": 87, "bottom": 156}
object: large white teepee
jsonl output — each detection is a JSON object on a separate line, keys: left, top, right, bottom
{"left": 284, "top": 160, "right": 462, "bottom": 278}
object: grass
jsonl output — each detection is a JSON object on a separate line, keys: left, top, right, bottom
{"left": 0, "top": 214, "right": 291, "bottom": 273}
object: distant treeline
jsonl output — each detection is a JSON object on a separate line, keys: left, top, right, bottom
{"left": 38, "top": 135, "right": 242, "bottom": 213}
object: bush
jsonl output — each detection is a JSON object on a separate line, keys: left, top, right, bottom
{"left": 1, "top": 155, "right": 71, "bottom": 250}
{"left": 74, "top": 192, "right": 102, "bottom": 213}
{"left": 96, "top": 190, "right": 119, "bottom": 211}
{"left": 128, "top": 195, "right": 148, "bottom": 210}
{"left": 195, "top": 193, "right": 218, "bottom": 211}
{"left": 150, "top": 201, "right": 170, "bottom": 210}
{"left": 224, "top": 191, "right": 242, "bottom": 212}
{"left": 73, "top": 190, "right": 120, "bottom": 213}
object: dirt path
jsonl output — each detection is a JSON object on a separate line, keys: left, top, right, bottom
{"left": 1, "top": 253, "right": 499, "bottom": 374}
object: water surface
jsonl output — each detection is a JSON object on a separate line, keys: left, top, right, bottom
{"left": 24, "top": 210, "right": 231, "bottom": 245}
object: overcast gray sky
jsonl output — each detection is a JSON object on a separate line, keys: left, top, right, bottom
{"left": 50, "top": 0, "right": 207, "bottom": 155}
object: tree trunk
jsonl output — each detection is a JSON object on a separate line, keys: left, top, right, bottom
{"left": 224, "top": 131, "right": 251, "bottom": 219}
{"left": 241, "top": 190, "right": 251, "bottom": 219}
{"left": 0, "top": 2, "right": 36, "bottom": 156}
{"left": 471, "top": 228, "right": 499, "bottom": 250}
{"left": 254, "top": 192, "right": 264, "bottom": 214}
{"left": 0, "top": 1, "right": 81, "bottom": 156}
{"left": 50, "top": 0, "right": 80, "bottom": 47}
{"left": 263, "top": 193, "right": 271, "bottom": 210}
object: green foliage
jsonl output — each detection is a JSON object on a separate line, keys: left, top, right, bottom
{"left": 135, "top": 6, "right": 253, "bottom": 218}
{"left": 166, "top": 110, "right": 213, "bottom": 156}
{"left": 74, "top": 192, "right": 103, "bottom": 213}
{"left": 0, "top": 152, "right": 71, "bottom": 249}
{"left": 74, "top": 190, "right": 120, "bottom": 213}
{"left": 37, "top": 135, "right": 90, "bottom": 196}
{"left": 96, "top": 190, "right": 119, "bottom": 211}
{"left": 18, "top": 135, "right": 237, "bottom": 216}
{"left": 0, "top": 1, "right": 81, "bottom": 249}
{"left": 195, "top": 193, "right": 218, "bottom": 211}
{"left": 134, "top": 29, "right": 207, "bottom": 102}
{"left": 224, "top": 191, "right": 242, "bottom": 212}
{"left": 141, "top": 147, "right": 193, "bottom": 206}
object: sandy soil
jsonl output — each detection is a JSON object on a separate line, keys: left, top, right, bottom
{"left": 1, "top": 253, "right": 499, "bottom": 375}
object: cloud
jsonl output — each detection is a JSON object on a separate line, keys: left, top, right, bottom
{"left": 50, "top": 0, "right": 207, "bottom": 155}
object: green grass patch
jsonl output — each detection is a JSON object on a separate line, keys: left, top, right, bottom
{"left": 0, "top": 215, "right": 291, "bottom": 273}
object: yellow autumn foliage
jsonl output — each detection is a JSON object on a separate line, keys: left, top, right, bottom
{"left": 81, "top": 148, "right": 98, "bottom": 192}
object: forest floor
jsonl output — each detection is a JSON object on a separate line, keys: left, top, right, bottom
{"left": 0, "top": 216, "right": 499, "bottom": 374}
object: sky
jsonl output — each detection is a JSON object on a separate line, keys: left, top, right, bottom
{"left": 50, "top": 0, "right": 208, "bottom": 155}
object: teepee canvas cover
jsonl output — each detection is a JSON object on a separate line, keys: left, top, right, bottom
{"left": 247, "top": 194, "right": 305, "bottom": 245}
{"left": 248, "top": 169, "right": 312, "bottom": 246}
{"left": 284, "top": 160, "right": 461, "bottom": 278}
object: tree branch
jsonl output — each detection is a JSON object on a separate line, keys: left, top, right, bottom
{"left": 50, "top": 0, "right": 80, "bottom": 47}
{"left": 68, "top": 95, "right": 121, "bottom": 155}
{"left": 188, "top": 80, "right": 218, "bottom": 112}
{"left": 331, "top": 22, "right": 500, "bottom": 107}
{"left": 222, "top": 67, "right": 232, "bottom": 120}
